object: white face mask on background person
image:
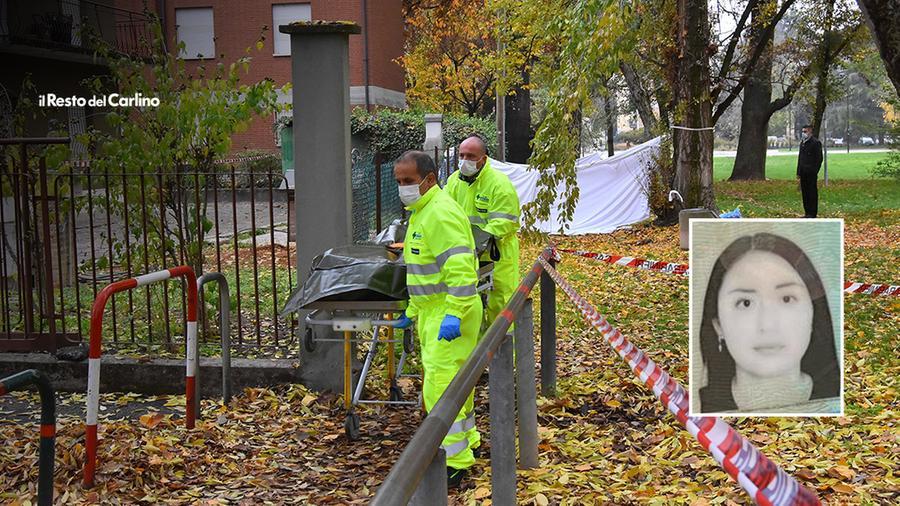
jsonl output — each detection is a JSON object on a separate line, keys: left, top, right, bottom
{"left": 398, "top": 178, "right": 427, "bottom": 206}
{"left": 801, "top": 131, "right": 811, "bottom": 140}
{"left": 458, "top": 158, "right": 480, "bottom": 177}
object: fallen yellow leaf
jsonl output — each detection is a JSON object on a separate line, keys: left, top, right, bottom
{"left": 139, "top": 412, "right": 164, "bottom": 429}
{"left": 831, "top": 483, "right": 855, "bottom": 494}
{"left": 474, "top": 487, "right": 491, "bottom": 499}
{"left": 827, "top": 465, "right": 855, "bottom": 480}
{"left": 535, "top": 493, "right": 549, "bottom": 506}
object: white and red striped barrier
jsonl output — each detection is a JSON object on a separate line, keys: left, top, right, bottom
{"left": 539, "top": 258, "right": 820, "bottom": 506}
{"left": 558, "top": 248, "right": 691, "bottom": 275}
{"left": 841, "top": 282, "right": 899, "bottom": 296}
{"left": 559, "top": 248, "right": 898, "bottom": 297}
{"left": 84, "top": 266, "right": 198, "bottom": 488}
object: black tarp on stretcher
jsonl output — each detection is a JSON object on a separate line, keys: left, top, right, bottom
{"left": 280, "top": 245, "right": 407, "bottom": 315}
{"left": 280, "top": 226, "right": 497, "bottom": 315}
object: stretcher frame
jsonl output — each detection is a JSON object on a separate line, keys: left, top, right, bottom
{"left": 301, "top": 264, "right": 494, "bottom": 440}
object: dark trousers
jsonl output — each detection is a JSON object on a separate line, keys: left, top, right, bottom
{"left": 799, "top": 172, "right": 818, "bottom": 218}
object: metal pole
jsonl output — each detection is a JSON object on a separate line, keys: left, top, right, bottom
{"left": 514, "top": 298, "right": 539, "bottom": 469}
{"left": 540, "top": 259, "right": 557, "bottom": 397}
{"left": 0, "top": 369, "right": 55, "bottom": 506}
{"left": 409, "top": 449, "right": 447, "bottom": 506}
{"left": 37, "top": 157, "right": 57, "bottom": 341}
{"left": 197, "top": 272, "right": 232, "bottom": 414}
{"left": 375, "top": 152, "right": 382, "bottom": 232}
{"left": 823, "top": 112, "right": 829, "bottom": 186}
{"left": 19, "top": 144, "right": 35, "bottom": 336}
{"left": 489, "top": 334, "right": 516, "bottom": 505}
{"left": 344, "top": 330, "right": 352, "bottom": 410}
{"left": 495, "top": 10, "right": 506, "bottom": 162}
{"left": 371, "top": 249, "right": 552, "bottom": 506}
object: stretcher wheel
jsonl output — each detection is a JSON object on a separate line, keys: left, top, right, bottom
{"left": 403, "top": 328, "right": 414, "bottom": 354}
{"left": 304, "top": 327, "right": 317, "bottom": 352}
{"left": 389, "top": 385, "right": 402, "bottom": 402}
{"left": 344, "top": 412, "right": 360, "bottom": 440}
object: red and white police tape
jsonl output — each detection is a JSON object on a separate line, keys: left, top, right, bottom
{"left": 559, "top": 248, "right": 899, "bottom": 296}
{"left": 558, "top": 248, "right": 691, "bottom": 275}
{"left": 83, "top": 266, "right": 198, "bottom": 488}
{"left": 539, "top": 257, "right": 820, "bottom": 506}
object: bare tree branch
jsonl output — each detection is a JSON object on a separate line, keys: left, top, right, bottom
{"left": 713, "top": 0, "right": 760, "bottom": 102}
{"left": 713, "top": 0, "right": 798, "bottom": 123}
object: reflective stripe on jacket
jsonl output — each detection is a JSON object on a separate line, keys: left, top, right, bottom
{"left": 402, "top": 185, "right": 480, "bottom": 320}
{"left": 444, "top": 159, "right": 520, "bottom": 267}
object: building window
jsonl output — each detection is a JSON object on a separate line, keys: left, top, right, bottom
{"left": 176, "top": 8, "right": 215, "bottom": 60}
{"left": 272, "top": 3, "right": 311, "bottom": 56}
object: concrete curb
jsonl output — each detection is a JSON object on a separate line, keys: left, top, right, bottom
{"left": 0, "top": 353, "right": 307, "bottom": 397}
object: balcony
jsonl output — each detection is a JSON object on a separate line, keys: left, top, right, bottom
{"left": 0, "top": 0, "right": 156, "bottom": 61}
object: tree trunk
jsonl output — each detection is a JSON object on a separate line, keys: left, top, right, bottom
{"left": 812, "top": 0, "right": 836, "bottom": 138}
{"left": 505, "top": 67, "right": 532, "bottom": 163}
{"left": 673, "top": 0, "right": 716, "bottom": 210}
{"left": 731, "top": 1, "right": 775, "bottom": 181}
{"left": 620, "top": 62, "right": 658, "bottom": 136}
{"left": 857, "top": 0, "right": 900, "bottom": 98}
{"left": 604, "top": 92, "right": 616, "bottom": 157}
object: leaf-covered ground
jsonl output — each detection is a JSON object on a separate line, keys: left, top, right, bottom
{"left": 2, "top": 191, "right": 898, "bottom": 504}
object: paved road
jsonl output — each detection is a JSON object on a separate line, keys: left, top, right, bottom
{"left": 714, "top": 148, "right": 890, "bottom": 157}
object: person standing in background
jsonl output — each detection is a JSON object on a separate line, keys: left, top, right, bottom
{"left": 797, "top": 125, "right": 823, "bottom": 218}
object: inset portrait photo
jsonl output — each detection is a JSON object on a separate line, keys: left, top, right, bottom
{"left": 689, "top": 219, "right": 843, "bottom": 416}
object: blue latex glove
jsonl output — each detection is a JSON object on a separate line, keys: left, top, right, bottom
{"left": 438, "top": 315, "right": 462, "bottom": 341}
{"left": 719, "top": 207, "right": 742, "bottom": 219}
{"left": 394, "top": 311, "right": 413, "bottom": 329}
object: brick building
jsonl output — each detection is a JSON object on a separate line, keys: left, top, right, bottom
{"left": 1, "top": 0, "right": 406, "bottom": 153}
{"left": 162, "top": 0, "right": 406, "bottom": 153}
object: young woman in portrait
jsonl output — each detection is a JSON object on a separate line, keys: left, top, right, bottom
{"left": 698, "top": 232, "right": 841, "bottom": 413}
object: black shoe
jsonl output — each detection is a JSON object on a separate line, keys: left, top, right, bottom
{"left": 446, "top": 467, "right": 467, "bottom": 489}
{"left": 472, "top": 446, "right": 481, "bottom": 459}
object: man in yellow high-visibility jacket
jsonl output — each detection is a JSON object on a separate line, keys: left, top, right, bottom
{"left": 392, "top": 150, "right": 483, "bottom": 488}
{"left": 445, "top": 135, "right": 520, "bottom": 331}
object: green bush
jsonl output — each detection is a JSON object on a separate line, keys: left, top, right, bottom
{"left": 871, "top": 119, "right": 900, "bottom": 180}
{"left": 350, "top": 108, "right": 497, "bottom": 160}
{"left": 871, "top": 151, "right": 900, "bottom": 180}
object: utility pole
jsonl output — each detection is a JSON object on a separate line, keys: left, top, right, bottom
{"left": 495, "top": 8, "right": 506, "bottom": 161}
{"left": 846, "top": 92, "right": 851, "bottom": 154}
{"left": 823, "top": 111, "right": 829, "bottom": 186}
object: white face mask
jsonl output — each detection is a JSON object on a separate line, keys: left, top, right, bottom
{"left": 458, "top": 158, "right": 480, "bottom": 177}
{"left": 399, "top": 179, "right": 427, "bottom": 206}
{"left": 802, "top": 131, "right": 811, "bottom": 140}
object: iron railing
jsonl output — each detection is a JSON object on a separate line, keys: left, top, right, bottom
{"left": 371, "top": 248, "right": 557, "bottom": 505}
{"left": 1, "top": 0, "right": 156, "bottom": 58}
{"left": 1, "top": 143, "right": 404, "bottom": 357}
{"left": 0, "top": 145, "right": 296, "bottom": 355}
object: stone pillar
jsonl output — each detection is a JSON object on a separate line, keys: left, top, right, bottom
{"left": 281, "top": 21, "right": 361, "bottom": 393}
{"left": 423, "top": 113, "right": 443, "bottom": 163}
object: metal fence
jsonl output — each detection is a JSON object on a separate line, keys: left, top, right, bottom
{"left": 2, "top": 0, "right": 155, "bottom": 59}
{"left": 348, "top": 146, "right": 460, "bottom": 244}
{"left": 1, "top": 142, "right": 297, "bottom": 356}
{"left": 351, "top": 150, "right": 403, "bottom": 243}
{"left": 1, "top": 142, "right": 409, "bottom": 357}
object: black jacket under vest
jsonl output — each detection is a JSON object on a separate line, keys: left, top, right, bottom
{"left": 797, "top": 136, "right": 823, "bottom": 177}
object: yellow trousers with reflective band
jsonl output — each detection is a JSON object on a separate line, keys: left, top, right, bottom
{"left": 417, "top": 299, "right": 482, "bottom": 470}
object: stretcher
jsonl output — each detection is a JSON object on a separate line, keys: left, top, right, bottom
{"left": 299, "top": 264, "right": 494, "bottom": 440}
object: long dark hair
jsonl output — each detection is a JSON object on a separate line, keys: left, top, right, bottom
{"left": 699, "top": 232, "right": 840, "bottom": 412}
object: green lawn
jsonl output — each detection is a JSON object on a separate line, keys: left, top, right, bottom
{"left": 716, "top": 179, "right": 900, "bottom": 222}
{"left": 714, "top": 151, "right": 889, "bottom": 180}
